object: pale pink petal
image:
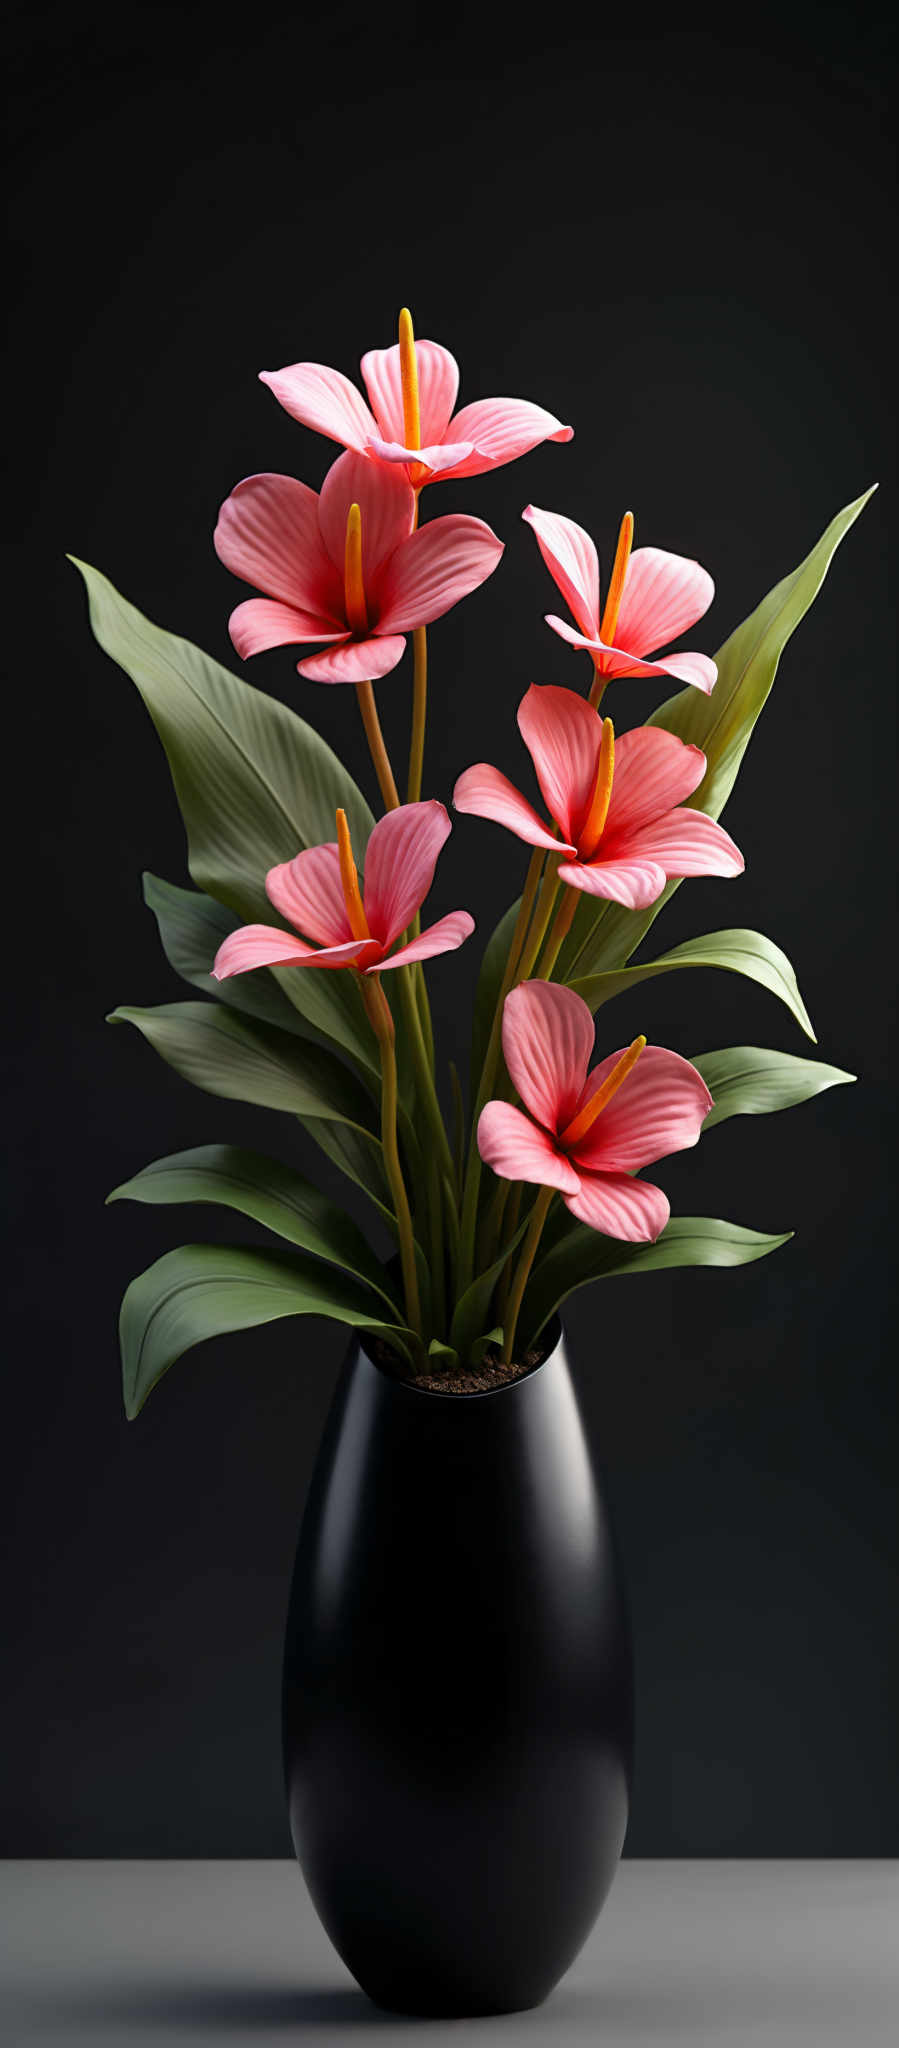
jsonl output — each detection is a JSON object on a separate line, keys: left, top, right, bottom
{"left": 296, "top": 636, "right": 406, "bottom": 684}
{"left": 615, "top": 547, "right": 714, "bottom": 658}
{"left": 572, "top": 1046, "right": 713, "bottom": 1174}
{"left": 373, "top": 911, "right": 475, "bottom": 971}
{"left": 258, "top": 362, "right": 377, "bottom": 452}
{"left": 374, "top": 516, "right": 504, "bottom": 632}
{"left": 546, "top": 616, "right": 716, "bottom": 693}
{"left": 367, "top": 437, "right": 475, "bottom": 478}
{"left": 229, "top": 601, "right": 350, "bottom": 661}
{"left": 564, "top": 1170, "right": 670, "bottom": 1241}
{"left": 212, "top": 925, "right": 365, "bottom": 979}
{"left": 265, "top": 844, "right": 350, "bottom": 946}
{"left": 477, "top": 1102, "right": 581, "bottom": 1195}
{"left": 604, "top": 727, "right": 706, "bottom": 840}
{"left": 517, "top": 684, "right": 601, "bottom": 845}
{"left": 360, "top": 339, "right": 460, "bottom": 445}
{"left": 441, "top": 397, "right": 573, "bottom": 479}
{"left": 318, "top": 449, "right": 416, "bottom": 583}
{"left": 603, "top": 808, "right": 744, "bottom": 879}
{"left": 502, "top": 981, "right": 594, "bottom": 1134}
{"left": 522, "top": 506, "right": 599, "bottom": 639}
{"left": 453, "top": 764, "right": 571, "bottom": 854}
{"left": 363, "top": 800, "right": 451, "bottom": 948}
{"left": 214, "top": 473, "right": 343, "bottom": 618}
{"left": 557, "top": 856, "right": 668, "bottom": 910}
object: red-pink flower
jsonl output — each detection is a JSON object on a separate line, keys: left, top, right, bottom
{"left": 259, "top": 317, "right": 572, "bottom": 488}
{"left": 478, "top": 982, "right": 712, "bottom": 1241}
{"left": 215, "top": 450, "right": 503, "bottom": 684}
{"left": 523, "top": 504, "right": 717, "bottom": 694}
{"left": 212, "top": 802, "right": 473, "bottom": 980}
{"left": 454, "top": 684, "right": 743, "bottom": 911}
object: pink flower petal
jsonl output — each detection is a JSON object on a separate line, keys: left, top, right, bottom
{"left": 572, "top": 1046, "right": 713, "bottom": 1174}
{"left": 545, "top": 613, "right": 605, "bottom": 657}
{"left": 517, "top": 684, "right": 601, "bottom": 846}
{"left": 296, "top": 636, "right": 406, "bottom": 684}
{"left": 563, "top": 1170, "right": 670, "bottom": 1241}
{"left": 557, "top": 856, "right": 668, "bottom": 909}
{"left": 212, "top": 925, "right": 365, "bottom": 979}
{"left": 615, "top": 547, "right": 714, "bottom": 659}
{"left": 215, "top": 474, "right": 344, "bottom": 619}
{"left": 522, "top": 505, "right": 600, "bottom": 640}
{"left": 441, "top": 397, "right": 573, "bottom": 478}
{"left": 265, "top": 844, "right": 350, "bottom": 947}
{"left": 258, "top": 362, "right": 377, "bottom": 452}
{"left": 604, "top": 727, "right": 706, "bottom": 840}
{"left": 363, "top": 800, "right": 452, "bottom": 949}
{"left": 502, "top": 981, "right": 595, "bottom": 1133}
{"left": 375, "top": 516, "right": 504, "bottom": 633}
{"left": 360, "top": 339, "right": 460, "bottom": 446}
{"left": 453, "top": 764, "right": 571, "bottom": 853}
{"left": 603, "top": 808, "right": 744, "bottom": 879}
{"left": 374, "top": 910, "right": 475, "bottom": 971}
{"left": 649, "top": 650, "right": 718, "bottom": 693}
{"left": 367, "top": 437, "right": 475, "bottom": 478}
{"left": 229, "top": 601, "right": 350, "bottom": 661}
{"left": 318, "top": 449, "right": 416, "bottom": 584}
{"left": 477, "top": 1102, "right": 581, "bottom": 1194}
{"left": 545, "top": 616, "right": 716, "bottom": 694}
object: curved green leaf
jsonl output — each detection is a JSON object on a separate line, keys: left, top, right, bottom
{"left": 569, "top": 928, "right": 815, "bottom": 1041}
{"left": 691, "top": 1046, "right": 855, "bottom": 1129}
{"left": 120, "top": 1243, "right": 416, "bottom": 1417}
{"left": 108, "top": 1144, "right": 398, "bottom": 1310}
{"left": 449, "top": 1208, "right": 531, "bottom": 1364}
{"left": 558, "top": 488, "right": 875, "bottom": 984}
{"left": 522, "top": 1215, "right": 793, "bottom": 1347}
{"left": 109, "top": 1001, "right": 378, "bottom": 1132}
{"left": 143, "top": 872, "right": 309, "bottom": 1037}
{"left": 71, "top": 558, "right": 377, "bottom": 1068}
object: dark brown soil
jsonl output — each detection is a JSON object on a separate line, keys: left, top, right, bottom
{"left": 370, "top": 1336, "right": 550, "bottom": 1393}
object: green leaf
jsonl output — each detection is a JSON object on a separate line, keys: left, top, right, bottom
{"left": 108, "top": 1144, "right": 398, "bottom": 1310}
{"left": 522, "top": 1214, "right": 793, "bottom": 1347}
{"left": 569, "top": 928, "right": 816, "bottom": 1041}
{"left": 449, "top": 1209, "right": 531, "bottom": 1364}
{"left": 304, "top": 1117, "right": 394, "bottom": 1226}
{"left": 119, "top": 1243, "right": 416, "bottom": 1417}
{"left": 470, "top": 897, "right": 521, "bottom": 1086}
{"left": 109, "top": 1001, "right": 378, "bottom": 1132}
{"left": 142, "top": 873, "right": 309, "bottom": 1037}
{"left": 427, "top": 1339, "right": 461, "bottom": 1371}
{"left": 71, "top": 559, "right": 377, "bottom": 1070}
{"left": 471, "top": 1326, "right": 504, "bottom": 1365}
{"left": 558, "top": 488, "right": 876, "bottom": 984}
{"left": 691, "top": 1046, "right": 855, "bottom": 1129}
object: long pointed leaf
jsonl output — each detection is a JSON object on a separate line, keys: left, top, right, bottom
{"left": 109, "top": 1001, "right": 378, "bottom": 1131}
{"left": 691, "top": 1046, "right": 855, "bottom": 1128}
{"left": 120, "top": 1243, "right": 415, "bottom": 1417}
{"left": 522, "top": 1215, "right": 793, "bottom": 1347}
{"left": 449, "top": 1209, "right": 531, "bottom": 1364}
{"left": 569, "top": 928, "right": 816, "bottom": 1041}
{"left": 558, "top": 488, "right": 875, "bottom": 983}
{"left": 143, "top": 872, "right": 309, "bottom": 1036}
{"left": 108, "top": 1144, "right": 398, "bottom": 1309}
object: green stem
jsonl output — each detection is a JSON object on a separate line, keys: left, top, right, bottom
{"left": 456, "top": 847, "right": 545, "bottom": 1292}
{"left": 356, "top": 680, "right": 400, "bottom": 811}
{"left": 536, "top": 885, "right": 578, "bottom": 981}
{"left": 502, "top": 1185, "right": 553, "bottom": 1365}
{"left": 397, "top": 968, "right": 457, "bottom": 1193}
{"left": 361, "top": 976, "right": 422, "bottom": 1341}
{"left": 514, "top": 857, "right": 562, "bottom": 983}
{"left": 427, "top": 1151, "right": 446, "bottom": 1337}
{"left": 407, "top": 626, "right": 428, "bottom": 803}
{"left": 495, "top": 1182, "right": 524, "bottom": 1322}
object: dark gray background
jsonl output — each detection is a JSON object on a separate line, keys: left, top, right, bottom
{"left": 5, "top": 2, "right": 895, "bottom": 1854}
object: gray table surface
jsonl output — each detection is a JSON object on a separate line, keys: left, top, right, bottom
{"left": 1, "top": 1860, "right": 896, "bottom": 2047}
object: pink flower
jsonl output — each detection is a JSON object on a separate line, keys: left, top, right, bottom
{"left": 259, "top": 308, "right": 573, "bottom": 488}
{"left": 454, "top": 684, "right": 743, "bottom": 911}
{"left": 523, "top": 504, "right": 718, "bottom": 694}
{"left": 478, "top": 982, "right": 713, "bottom": 1241}
{"left": 212, "top": 802, "right": 474, "bottom": 980}
{"left": 214, "top": 449, "right": 503, "bottom": 684}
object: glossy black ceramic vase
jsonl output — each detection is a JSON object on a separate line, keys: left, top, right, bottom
{"left": 282, "top": 1319, "right": 633, "bottom": 2017}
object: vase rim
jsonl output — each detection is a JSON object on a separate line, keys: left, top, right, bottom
{"left": 356, "top": 1314, "right": 564, "bottom": 1401}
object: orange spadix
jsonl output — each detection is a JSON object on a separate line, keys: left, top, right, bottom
{"left": 578, "top": 717, "right": 615, "bottom": 858}
{"left": 398, "top": 307, "right": 421, "bottom": 452}
{"left": 344, "top": 503, "right": 368, "bottom": 633}
{"left": 336, "top": 808, "right": 370, "bottom": 941}
{"left": 599, "top": 511, "right": 634, "bottom": 648}
{"left": 560, "top": 1035, "right": 647, "bottom": 1149}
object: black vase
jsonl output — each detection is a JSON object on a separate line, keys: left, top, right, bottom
{"left": 282, "top": 1319, "right": 633, "bottom": 2017}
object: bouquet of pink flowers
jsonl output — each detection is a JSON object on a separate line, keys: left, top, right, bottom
{"left": 77, "top": 310, "right": 868, "bottom": 1410}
